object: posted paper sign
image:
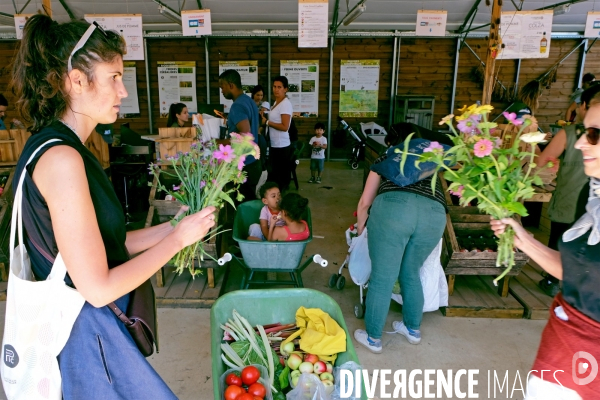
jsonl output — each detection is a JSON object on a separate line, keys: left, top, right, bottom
{"left": 182, "top": 10, "right": 212, "bottom": 36}
{"left": 218, "top": 61, "right": 258, "bottom": 113}
{"left": 280, "top": 61, "right": 319, "bottom": 117}
{"left": 498, "top": 11, "right": 553, "bottom": 59}
{"left": 14, "top": 14, "right": 33, "bottom": 40}
{"left": 120, "top": 62, "right": 140, "bottom": 118}
{"left": 298, "top": 0, "right": 329, "bottom": 48}
{"left": 84, "top": 14, "right": 144, "bottom": 60}
{"left": 585, "top": 12, "right": 600, "bottom": 38}
{"left": 157, "top": 61, "right": 197, "bottom": 118}
{"left": 339, "top": 60, "right": 380, "bottom": 118}
{"left": 416, "top": 10, "right": 447, "bottom": 36}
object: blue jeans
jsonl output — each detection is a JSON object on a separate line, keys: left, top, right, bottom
{"left": 310, "top": 158, "right": 324, "bottom": 172}
{"left": 365, "top": 191, "right": 446, "bottom": 338}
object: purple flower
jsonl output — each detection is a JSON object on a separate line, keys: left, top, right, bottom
{"left": 213, "top": 144, "right": 234, "bottom": 163}
{"left": 200, "top": 181, "right": 206, "bottom": 189}
{"left": 173, "top": 185, "right": 180, "bottom": 191}
{"left": 502, "top": 112, "right": 523, "bottom": 126}
{"left": 473, "top": 139, "right": 494, "bottom": 158}
{"left": 423, "top": 141, "right": 445, "bottom": 155}
{"left": 237, "top": 155, "right": 246, "bottom": 171}
{"left": 457, "top": 116, "right": 480, "bottom": 134}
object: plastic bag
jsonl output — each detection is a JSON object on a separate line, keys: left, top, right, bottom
{"left": 286, "top": 373, "right": 331, "bottom": 400}
{"left": 391, "top": 239, "right": 448, "bottom": 312}
{"left": 331, "top": 361, "right": 362, "bottom": 400}
{"left": 193, "top": 113, "right": 223, "bottom": 142}
{"left": 348, "top": 228, "right": 371, "bottom": 287}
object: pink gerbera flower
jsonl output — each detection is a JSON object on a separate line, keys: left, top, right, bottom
{"left": 213, "top": 144, "right": 235, "bottom": 163}
{"left": 502, "top": 112, "right": 523, "bottom": 126}
{"left": 473, "top": 139, "right": 494, "bottom": 158}
{"left": 449, "top": 185, "right": 464, "bottom": 198}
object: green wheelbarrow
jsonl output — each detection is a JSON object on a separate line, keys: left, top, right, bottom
{"left": 219, "top": 200, "right": 328, "bottom": 289}
{"left": 210, "top": 288, "right": 364, "bottom": 400}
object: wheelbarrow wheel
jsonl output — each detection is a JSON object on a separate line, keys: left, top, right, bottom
{"left": 336, "top": 275, "right": 346, "bottom": 290}
{"left": 354, "top": 303, "right": 365, "bottom": 319}
{"left": 328, "top": 273, "right": 338, "bottom": 288}
{"left": 351, "top": 162, "right": 359, "bottom": 170}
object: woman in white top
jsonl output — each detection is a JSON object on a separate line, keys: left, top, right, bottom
{"left": 262, "top": 76, "right": 294, "bottom": 190}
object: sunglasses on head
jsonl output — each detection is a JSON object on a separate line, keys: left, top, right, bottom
{"left": 67, "top": 21, "right": 108, "bottom": 73}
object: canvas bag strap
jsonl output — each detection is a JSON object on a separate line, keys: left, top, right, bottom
{"left": 9, "top": 139, "right": 65, "bottom": 279}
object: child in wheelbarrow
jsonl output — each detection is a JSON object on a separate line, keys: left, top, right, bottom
{"left": 248, "top": 182, "right": 285, "bottom": 241}
{"left": 268, "top": 193, "right": 310, "bottom": 242}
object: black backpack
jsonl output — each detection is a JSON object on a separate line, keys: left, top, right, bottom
{"left": 288, "top": 117, "right": 299, "bottom": 142}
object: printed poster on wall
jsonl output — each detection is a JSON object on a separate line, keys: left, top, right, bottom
{"left": 497, "top": 10, "right": 553, "bottom": 59}
{"left": 298, "top": 0, "right": 329, "bottom": 48}
{"left": 14, "top": 15, "right": 33, "bottom": 40}
{"left": 339, "top": 60, "right": 380, "bottom": 118}
{"left": 415, "top": 10, "right": 448, "bottom": 36}
{"left": 120, "top": 62, "right": 140, "bottom": 118}
{"left": 218, "top": 61, "right": 258, "bottom": 113}
{"left": 280, "top": 60, "right": 319, "bottom": 117}
{"left": 157, "top": 61, "right": 197, "bottom": 118}
{"left": 84, "top": 14, "right": 144, "bottom": 60}
{"left": 181, "top": 10, "right": 212, "bottom": 36}
{"left": 585, "top": 12, "right": 600, "bottom": 38}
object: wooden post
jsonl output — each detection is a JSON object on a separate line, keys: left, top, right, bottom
{"left": 42, "top": 0, "right": 52, "bottom": 18}
{"left": 481, "top": 0, "right": 502, "bottom": 105}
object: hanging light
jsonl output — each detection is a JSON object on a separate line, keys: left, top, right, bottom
{"left": 158, "top": 6, "right": 182, "bottom": 25}
{"left": 341, "top": 0, "right": 367, "bottom": 26}
{"left": 0, "top": 12, "right": 15, "bottom": 26}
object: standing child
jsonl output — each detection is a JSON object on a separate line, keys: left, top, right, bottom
{"left": 248, "top": 182, "right": 285, "bottom": 241}
{"left": 308, "top": 122, "right": 327, "bottom": 184}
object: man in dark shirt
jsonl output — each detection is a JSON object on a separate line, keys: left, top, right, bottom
{"left": 218, "top": 70, "right": 262, "bottom": 201}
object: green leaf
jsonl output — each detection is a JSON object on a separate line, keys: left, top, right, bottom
{"left": 279, "top": 366, "right": 290, "bottom": 390}
{"left": 532, "top": 175, "right": 543, "bottom": 186}
{"left": 400, "top": 132, "right": 416, "bottom": 175}
{"left": 505, "top": 202, "right": 528, "bottom": 216}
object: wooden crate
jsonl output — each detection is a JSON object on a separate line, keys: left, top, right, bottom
{"left": 85, "top": 130, "right": 110, "bottom": 169}
{"left": 0, "top": 168, "right": 16, "bottom": 281}
{"left": 156, "top": 127, "right": 197, "bottom": 159}
{"left": 146, "top": 173, "right": 220, "bottom": 289}
{"left": 0, "top": 129, "right": 31, "bottom": 165}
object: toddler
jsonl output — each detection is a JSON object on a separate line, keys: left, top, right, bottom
{"left": 308, "top": 122, "right": 327, "bottom": 184}
{"left": 248, "top": 182, "right": 284, "bottom": 241}
{"left": 268, "top": 193, "right": 310, "bottom": 242}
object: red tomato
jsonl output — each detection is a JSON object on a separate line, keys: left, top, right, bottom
{"left": 225, "top": 373, "right": 242, "bottom": 387}
{"left": 236, "top": 394, "right": 255, "bottom": 400}
{"left": 241, "top": 366, "right": 260, "bottom": 386}
{"left": 247, "top": 382, "right": 266, "bottom": 398}
{"left": 224, "top": 385, "right": 244, "bottom": 400}
{"left": 253, "top": 397, "right": 262, "bottom": 400}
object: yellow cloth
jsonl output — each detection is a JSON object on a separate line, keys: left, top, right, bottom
{"left": 281, "top": 307, "right": 346, "bottom": 363}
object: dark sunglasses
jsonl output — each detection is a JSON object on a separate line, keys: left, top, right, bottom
{"left": 579, "top": 127, "right": 600, "bottom": 145}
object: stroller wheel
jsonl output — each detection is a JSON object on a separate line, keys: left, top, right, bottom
{"left": 336, "top": 276, "right": 346, "bottom": 290}
{"left": 347, "top": 159, "right": 352, "bottom": 166}
{"left": 351, "top": 162, "right": 359, "bottom": 170}
{"left": 328, "top": 273, "right": 338, "bottom": 288}
{"left": 354, "top": 303, "right": 365, "bottom": 319}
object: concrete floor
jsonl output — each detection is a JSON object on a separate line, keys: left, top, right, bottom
{"left": 0, "top": 162, "right": 548, "bottom": 400}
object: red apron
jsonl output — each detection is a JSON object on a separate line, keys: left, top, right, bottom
{"left": 531, "top": 293, "right": 600, "bottom": 399}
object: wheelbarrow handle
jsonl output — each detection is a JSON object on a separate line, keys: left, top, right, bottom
{"left": 313, "top": 254, "right": 328, "bottom": 267}
{"left": 218, "top": 252, "right": 233, "bottom": 266}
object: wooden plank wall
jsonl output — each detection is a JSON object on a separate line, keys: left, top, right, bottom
{"left": 0, "top": 37, "right": 594, "bottom": 146}
{"left": 396, "top": 38, "right": 455, "bottom": 125}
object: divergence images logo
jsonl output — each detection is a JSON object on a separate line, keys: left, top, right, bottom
{"left": 572, "top": 351, "right": 598, "bottom": 386}
{"left": 3, "top": 345, "right": 19, "bottom": 368}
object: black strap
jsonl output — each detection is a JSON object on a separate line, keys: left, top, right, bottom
{"left": 109, "top": 302, "right": 133, "bottom": 326}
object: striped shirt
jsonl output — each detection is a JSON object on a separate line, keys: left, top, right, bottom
{"left": 374, "top": 153, "right": 447, "bottom": 211}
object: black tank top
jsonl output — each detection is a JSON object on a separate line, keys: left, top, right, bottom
{"left": 13, "top": 122, "right": 129, "bottom": 287}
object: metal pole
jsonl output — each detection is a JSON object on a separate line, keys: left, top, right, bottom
{"left": 268, "top": 36, "right": 272, "bottom": 104}
{"left": 205, "top": 37, "right": 210, "bottom": 103}
{"left": 450, "top": 38, "right": 461, "bottom": 115}
{"left": 144, "top": 38, "right": 154, "bottom": 134}
{"left": 327, "top": 35, "right": 334, "bottom": 161}
{"left": 577, "top": 39, "right": 588, "bottom": 88}
{"left": 388, "top": 34, "right": 398, "bottom": 127}
{"left": 514, "top": 58, "right": 522, "bottom": 98}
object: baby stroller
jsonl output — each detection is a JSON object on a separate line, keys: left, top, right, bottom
{"left": 338, "top": 117, "right": 387, "bottom": 170}
{"left": 328, "top": 222, "right": 370, "bottom": 318}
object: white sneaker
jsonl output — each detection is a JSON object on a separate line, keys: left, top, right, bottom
{"left": 392, "top": 321, "right": 421, "bottom": 345}
{"left": 353, "top": 329, "right": 382, "bottom": 354}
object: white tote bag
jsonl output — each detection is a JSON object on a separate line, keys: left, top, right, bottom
{"left": 1, "top": 139, "right": 86, "bottom": 400}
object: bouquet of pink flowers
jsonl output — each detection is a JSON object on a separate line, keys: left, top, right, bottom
{"left": 401, "top": 104, "right": 552, "bottom": 284}
{"left": 150, "top": 133, "right": 259, "bottom": 276}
